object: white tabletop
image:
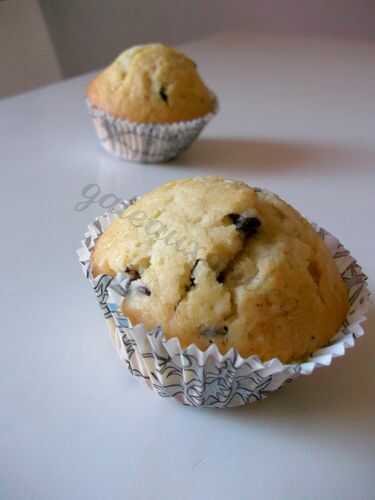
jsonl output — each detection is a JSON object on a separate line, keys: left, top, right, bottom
{"left": 1, "top": 32, "right": 374, "bottom": 500}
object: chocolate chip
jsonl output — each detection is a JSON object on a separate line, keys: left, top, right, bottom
{"left": 229, "top": 213, "right": 261, "bottom": 237}
{"left": 200, "top": 326, "right": 228, "bottom": 338}
{"left": 137, "top": 285, "right": 151, "bottom": 296}
{"left": 189, "top": 259, "right": 201, "bottom": 288}
{"left": 217, "top": 270, "right": 225, "bottom": 283}
{"left": 125, "top": 267, "right": 140, "bottom": 281}
{"left": 159, "top": 86, "right": 168, "bottom": 103}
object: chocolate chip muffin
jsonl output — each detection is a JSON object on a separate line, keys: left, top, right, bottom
{"left": 91, "top": 177, "right": 349, "bottom": 363}
{"left": 87, "top": 44, "right": 216, "bottom": 123}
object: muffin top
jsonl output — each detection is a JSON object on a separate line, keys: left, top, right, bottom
{"left": 91, "top": 177, "right": 348, "bottom": 363}
{"left": 87, "top": 44, "right": 216, "bottom": 123}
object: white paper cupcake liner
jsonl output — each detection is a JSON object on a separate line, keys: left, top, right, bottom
{"left": 86, "top": 98, "right": 217, "bottom": 163}
{"left": 77, "top": 200, "right": 370, "bottom": 408}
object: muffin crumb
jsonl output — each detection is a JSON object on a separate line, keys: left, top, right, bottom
{"left": 87, "top": 44, "right": 215, "bottom": 123}
{"left": 91, "top": 176, "right": 349, "bottom": 362}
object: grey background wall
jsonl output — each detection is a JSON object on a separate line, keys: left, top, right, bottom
{"left": 0, "top": 0, "right": 61, "bottom": 98}
{"left": 1, "top": 0, "right": 374, "bottom": 98}
{"left": 40, "top": 0, "right": 375, "bottom": 78}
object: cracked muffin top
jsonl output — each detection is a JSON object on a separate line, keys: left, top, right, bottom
{"left": 86, "top": 44, "right": 216, "bottom": 123}
{"left": 91, "top": 177, "right": 349, "bottom": 363}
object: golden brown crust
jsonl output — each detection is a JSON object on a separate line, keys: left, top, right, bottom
{"left": 86, "top": 44, "right": 215, "bottom": 123}
{"left": 91, "top": 177, "right": 349, "bottom": 362}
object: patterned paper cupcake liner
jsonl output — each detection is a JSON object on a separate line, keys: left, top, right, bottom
{"left": 77, "top": 200, "right": 370, "bottom": 408}
{"left": 86, "top": 97, "right": 218, "bottom": 163}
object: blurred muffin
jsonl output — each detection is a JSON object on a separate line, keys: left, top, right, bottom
{"left": 91, "top": 177, "right": 349, "bottom": 363}
{"left": 86, "top": 44, "right": 217, "bottom": 162}
{"left": 87, "top": 44, "right": 215, "bottom": 123}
